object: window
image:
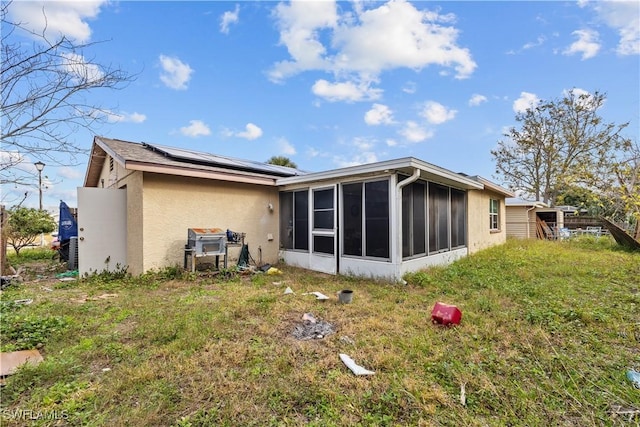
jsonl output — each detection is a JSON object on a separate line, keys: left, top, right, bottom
{"left": 279, "top": 190, "right": 309, "bottom": 250}
{"left": 489, "top": 198, "right": 500, "bottom": 231}
{"left": 428, "top": 183, "right": 450, "bottom": 253}
{"left": 312, "top": 188, "right": 334, "bottom": 255}
{"left": 313, "top": 188, "right": 334, "bottom": 230}
{"left": 342, "top": 183, "right": 363, "bottom": 256}
{"left": 451, "top": 189, "right": 466, "bottom": 247}
{"left": 402, "top": 181, "right": 426, "bottom": 258}
{"left": 109, "top": 156, "right": 114, "bottom": 172}
{"left": 342, "top": 180, "right": 389, "bottom": 259}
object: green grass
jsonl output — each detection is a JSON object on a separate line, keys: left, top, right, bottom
{"left": 1, "top": 238, "right": 638, "bottom": 426}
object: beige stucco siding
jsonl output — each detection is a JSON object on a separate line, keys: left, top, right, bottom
{"left": 140, "top": 173, "right": 279, "bottom": 273}
{"left": 467, "top": 189, "right": 508, "bottom": 254}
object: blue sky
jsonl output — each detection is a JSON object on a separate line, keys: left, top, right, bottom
{"left": 3, "top": 0, "right": 639, "bottom": 212}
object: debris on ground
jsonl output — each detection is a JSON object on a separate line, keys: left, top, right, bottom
{"left": 55, "top": 270, "right": 78, "bottom": 278}
{"left": 0, "top": 349, "right": 44, "bottom": 377}
{"left": 292, "top": 314, "right": 335, "bottom": 340}
{"left": 266, "top": 267, "right": 282, "bottom": 275}
{"left": 302, "top": 313, "right": 316, "bottom": 323}
{"left": 460, "top": 383, "right": 467, "bottom": 406}
{"left": 431, "top": 302, "right": 462, "bottom": 326}
{"left": 303, "top": 291, "right": 329, "bottom": 301}
{"left": 627, "top": 369, "right": 640, "bottom": 388}
{"left": 340, "top": 336, "right": 355, "bottom": 345}
{"left": 0, "top": 275, "right": 22, "bottom": 290}
{"left": 13, "top": 299, "right": 33, "bottom": 305}
{"left": 284, "top": 287, "right": 294, "bottom": 295}
{"left": 339, "top": 353, "right": 374, "bottom": 376}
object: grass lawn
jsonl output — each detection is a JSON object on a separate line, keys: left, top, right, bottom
{"left": 1, "top": 238, "right": 638, "bottom": 426}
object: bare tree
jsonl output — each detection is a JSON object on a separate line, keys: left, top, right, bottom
{"left": 1, "top": 1, "right": 134, "bottom": 186}
{"left": 492, "top": 90, "right": 630, "bottom": 206}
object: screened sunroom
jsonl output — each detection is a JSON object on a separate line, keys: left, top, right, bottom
{"left": 276, "top": 157, "right": 506, "bottom": 281}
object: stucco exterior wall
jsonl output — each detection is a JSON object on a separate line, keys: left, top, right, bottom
{"left": 141, "top": 173, "right": 279, "bottom": 272}
{"left": 467, "top": 189, "right": 508, "bottom": 254}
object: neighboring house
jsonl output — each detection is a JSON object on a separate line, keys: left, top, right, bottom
{"left": 505, "top": 198, "right": 564, "bottom": 239}
{"left": 80, "top": 136, "right": 513, "bottom": 281}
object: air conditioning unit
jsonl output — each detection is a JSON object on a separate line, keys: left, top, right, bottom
{"left": 68, "top": 236, "right": 79, "bottom": 270}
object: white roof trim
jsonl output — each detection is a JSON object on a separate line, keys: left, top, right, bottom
{"left": 276, "top": 157, "right": 483, "bottom": 190}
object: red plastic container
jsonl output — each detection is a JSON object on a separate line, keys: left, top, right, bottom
{"left": 431, "top": 302, "right": 462, "bottom": 326}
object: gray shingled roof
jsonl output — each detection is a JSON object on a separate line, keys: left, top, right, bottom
{"left": 85, "top": 136, "right": 305, "bottom": 187}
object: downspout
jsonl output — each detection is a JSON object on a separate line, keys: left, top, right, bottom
{"left": 526, "top": 205, "right": 537, "bottom": 239}
{"left": 395, "top": 168, "right": 421, "bottom": 280}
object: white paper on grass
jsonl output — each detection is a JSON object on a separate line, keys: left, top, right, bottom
{"left": 284, "top": 287, "right": 294, "bottom": 294}
{"left": 339, "top": 353, "right": 375, "bottom": 376}
{"left": 302, "top": 291, "right": 329, "bottom": 300}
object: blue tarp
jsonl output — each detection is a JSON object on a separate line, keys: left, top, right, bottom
{"left": 58, "top": 201, "right": 78, "bottom": 241}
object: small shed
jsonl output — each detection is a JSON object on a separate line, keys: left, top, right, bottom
{"left": 505, "top": 198, "right": 564, "bottom": 239}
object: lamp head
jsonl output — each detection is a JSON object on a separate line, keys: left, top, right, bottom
{"left": 34, "top": 161, "right": 45, "bottom": 172}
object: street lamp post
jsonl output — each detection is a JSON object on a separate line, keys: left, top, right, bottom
{"left": 34, "top": 161, "right": 45, "bottom": 211}
{"left": 34, "top": 161, "right": 46, "bottom": 247}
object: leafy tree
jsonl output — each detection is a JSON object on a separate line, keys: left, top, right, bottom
{"left": 5, "top": 206, "right": 56, "bottom": 255}
{"left": 606, "top": 140, "right": 640, "bottom": 238}
{"left": 492, "top": 90, "right": 630, "bottom": 206}
{"left": 1, "top": 1, "right": 133, "bottom": 186}
{"left": 267, "top": 156, "right": 298, "bottom": 169}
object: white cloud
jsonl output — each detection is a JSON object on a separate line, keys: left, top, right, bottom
{"left": 180, "top": 120, "right": 211, "bottom": 137}
{"left": 522, "top": 36, "right": 546, "bottom": 50}
{"left": 563, "top": 29, "right": 600, "bottom": 60}
{"left": 269, "top": 0, "right": 476, "bottom": 100}
{"left": 312, "top": 79, "right": 382, "bottom": 102}
{"left": 353, "top": 137, "right": 375, "bottom": 151}
{"left": 220, "top": 4, "right": 240, "bottom": 34}
{"left": 399, "top": 121, "right": 434, "bottom": 143}
{"left": 563, "top": 88, "right": 598, "bottom": 110}
{"left": 333, "top": 152, "right": 379, "bottom": 168}
{"left": 57, "top": 167, "right": 83, "bottom": 180}
{"left": 236, "top": 123, "right": 263, "bottom": 140}
{"left": 364, "top": 103, "right": 394, "bottom": 125}
{"left": 7, "top": 1, "right": 106, "bottom": 43}
{"left": 277, "top": 137, "right": 296, "bottom": 155}
{"left": 159, "top": 55, "right": 193, "bottom": 90}
{"left": 61, "top": 53, "right": 104, "bottom": 83}
{"left": 468, "top": 94, "right": 488, "bottom": 107}
{"left": 513, "top": 92, "right": 540, "bottom": 113}
{"left": 591, "top": 1, "right": 640, "bottom": 55}
{"left": 420, "top": 101, "right": 457, "bottom": 124}
{"left": 402, "top": 81, "right": 417, "bottom": 94}
{"left": 386, "top": 139, "right": 398, "bottom": 147}
{"left": 104, "top": 111, "right": 147, "bottom": 123}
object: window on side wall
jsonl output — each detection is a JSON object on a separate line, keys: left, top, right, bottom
{"left": 489, "top": 198, "right": 500, "bottom": 231}
{"left": 279, "top": 189, "right": 309, "bottom": 251}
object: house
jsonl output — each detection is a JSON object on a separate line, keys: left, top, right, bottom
{"left": 505, "top": 198, "right": 564, "bottom": 239}
{"left": 80, "top": 136, "right": 514, "bottom": 281}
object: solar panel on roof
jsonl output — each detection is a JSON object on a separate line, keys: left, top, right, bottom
{"left": 143, "top": 143, "right": 304, "bottom": 177}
